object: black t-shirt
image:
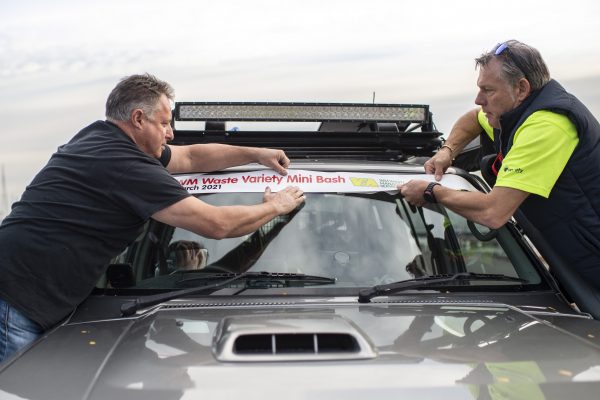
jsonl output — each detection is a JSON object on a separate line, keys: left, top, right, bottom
{"left": 0, "top": 121, "right": 190, "bottom": 329}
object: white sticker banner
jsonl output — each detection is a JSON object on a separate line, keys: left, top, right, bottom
{"left": 175, "top": 169, "right": 475, "bottom": 194}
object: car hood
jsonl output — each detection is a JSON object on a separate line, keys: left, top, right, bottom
{"left": 2, "top": 299, "right": 600, "bottom": 399}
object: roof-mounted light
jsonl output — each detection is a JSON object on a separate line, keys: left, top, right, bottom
{"left": 175, "top": 102, "right": 428, "bottom": 123}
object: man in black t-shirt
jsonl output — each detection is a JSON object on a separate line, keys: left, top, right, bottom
{"left": 0, "top": 73, "right": 305, "bottom": 363}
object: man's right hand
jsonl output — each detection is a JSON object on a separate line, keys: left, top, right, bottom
{"left": 425, "top": 108, "right": 482, "bottom": 181}
{"left": 424, "top": 147, "right": 453, "bottom": 181}
{"left": 263, "top": 186, "right": 305, "bottom": 215}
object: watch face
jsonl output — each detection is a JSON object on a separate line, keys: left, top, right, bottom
{"left": 423, "top": 190, "right": 435, "bottom": 203}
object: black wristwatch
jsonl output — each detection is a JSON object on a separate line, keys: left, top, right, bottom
{"left": 423, "top": 182, "right": 441, "bottom": 203}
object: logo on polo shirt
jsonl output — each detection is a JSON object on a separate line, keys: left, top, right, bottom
{"left": 503, "top": 166, "right": 524, "bottom": 174}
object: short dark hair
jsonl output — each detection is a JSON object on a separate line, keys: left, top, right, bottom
{"left": 475, "top": 40, "right": 550, "bottom": 91}
{"left": 105, "top": 73, "right": 174, "bottom": 121}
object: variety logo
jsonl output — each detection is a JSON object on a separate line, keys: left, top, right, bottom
{"left": 350, "top": 177, "right": 378, "bottom": 188}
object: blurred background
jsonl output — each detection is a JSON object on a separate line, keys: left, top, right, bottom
{"left": 2, "top": 0, "right": 599, "bottom": 217}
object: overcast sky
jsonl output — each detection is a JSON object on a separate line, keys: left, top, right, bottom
{"left": 1, "top": 0, "right": 600, "bottom": 213}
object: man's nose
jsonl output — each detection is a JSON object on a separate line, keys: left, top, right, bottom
{"left": 475, "top": 92, "right": 485, "bottom": 106}
{"left": 166, "top": 125, "right": 174, "bottom": 140}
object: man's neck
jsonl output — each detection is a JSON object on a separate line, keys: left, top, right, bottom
{"left": 107, "top": 119, "right": 136, "bottom": 143}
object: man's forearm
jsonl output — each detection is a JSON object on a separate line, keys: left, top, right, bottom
{"left": 197, "top": 144, "right": 259, "bottom": 171}
{"left": 168, "top": 143, "right": 259, "bottom": 173}
{"left": 434, "top": 185, "right": 528, "bottom": 229}
{"left": 445, "top": 108, "right": 483, "bottom": 155}
{"left": 216, "top": 203, "right": 279, "bottom": 238}
{"left": 435, "top": 187, "right": 498, "bottom": 227}
{"left": 153, "top": 197, "right": 280, "bottom": 239}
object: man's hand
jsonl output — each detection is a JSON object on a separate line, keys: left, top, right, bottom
{"left": 424, "top": 147, "right": 453, "bottom": 181}
{"left": 256, "top": 148, "right": 290, "bottom": 176}
{"left": 424, "top": 108, "right": 482, "bottom": 181}
{"left": 397, "top": 180, "right": 431, "bottom": 207}
{"left": 263, "top": 186, "right": 305, "bottom": 214}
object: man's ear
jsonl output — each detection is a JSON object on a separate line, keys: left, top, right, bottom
{"left": 517, "top": 78, "right": 531, "bottom": 101}
{"left": 131, "top": 109, "right": 144, "bottom": 129}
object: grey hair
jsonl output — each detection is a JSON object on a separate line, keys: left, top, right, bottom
{"left": 105, "top": 73, "right": 174, "bottom": 121}
{"left": 475, "top": 40, "right": 551, "bottom": 91}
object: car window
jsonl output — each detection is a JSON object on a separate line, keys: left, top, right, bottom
{"left": 121, "top": 191, "right": 541, "bottom": 290}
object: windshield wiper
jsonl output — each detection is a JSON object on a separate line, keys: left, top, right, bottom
{"left": 121, "top": 272, "right": 250, "bottom": 316}
{"left": 121, "top": 272, "right": 335, "bottom": 317}
{"left": 178, "top": 271, "right": 336, "bottom": 286}
{"left": 358, "top": 272, "right": 527, "bottom": 303}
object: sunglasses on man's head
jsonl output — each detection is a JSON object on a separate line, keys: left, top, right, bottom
{"left": 494, "top": 42, "right": 510, "bottom": 56}
{"left": 494, "top": 42, "right": 529, "bottom": 82}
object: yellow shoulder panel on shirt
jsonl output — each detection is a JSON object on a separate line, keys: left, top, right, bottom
{"left": 477, "top": 109, "right": 494, "bottom": 140}
{"left": 495, "top": 110, "right": 578, "bottom": 198}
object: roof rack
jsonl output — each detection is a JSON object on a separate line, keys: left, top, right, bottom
{"left": 171, "top": 102, "right": 443, "bottom": 161}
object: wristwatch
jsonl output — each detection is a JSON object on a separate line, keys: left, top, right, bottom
{"left": 423, "top": 182, "right": 441, "bottom": 203}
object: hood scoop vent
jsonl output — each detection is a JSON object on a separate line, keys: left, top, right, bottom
{"left": 235, "top": 333, "right": 358, "bottom": 354}
{"left": 214, "top": 314, "right": 377, "bottom": 362}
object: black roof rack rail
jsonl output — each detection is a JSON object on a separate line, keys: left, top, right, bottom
{"left": 170, "top": 102, "right": 443, "bottom": 160}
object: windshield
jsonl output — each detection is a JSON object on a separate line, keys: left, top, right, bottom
{"left": 115, "top": 191, "right": 542, "bottom": 290}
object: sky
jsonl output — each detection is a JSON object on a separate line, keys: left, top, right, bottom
{"left": 1, "top": 0, "right": 600, "bottom": 215}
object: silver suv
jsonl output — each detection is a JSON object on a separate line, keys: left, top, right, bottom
{"left": 1, "top": 102, "right": 600, "bottom": 399}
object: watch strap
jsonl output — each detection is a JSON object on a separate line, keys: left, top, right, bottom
{"left": 423, "top": 182, "right": 441, "bottom": 203}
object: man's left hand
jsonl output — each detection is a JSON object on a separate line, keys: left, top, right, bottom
{"left": 257, "top": 149, "right": 290, "bottom": 176}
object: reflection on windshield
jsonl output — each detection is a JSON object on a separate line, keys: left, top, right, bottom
{"left": 157, "top": 192, "right": 539, "bottom": 288}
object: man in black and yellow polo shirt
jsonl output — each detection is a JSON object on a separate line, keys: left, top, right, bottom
{"left": 398, "top": 40, "right": 600, "bottom": 291}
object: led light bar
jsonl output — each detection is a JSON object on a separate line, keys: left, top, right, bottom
{"left": 175, "top": 102, "right": 428, "bottom": 123}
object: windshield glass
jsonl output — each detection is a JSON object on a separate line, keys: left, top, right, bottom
{"left": 119, "top": 191, "right": 542, "bottom": 290}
